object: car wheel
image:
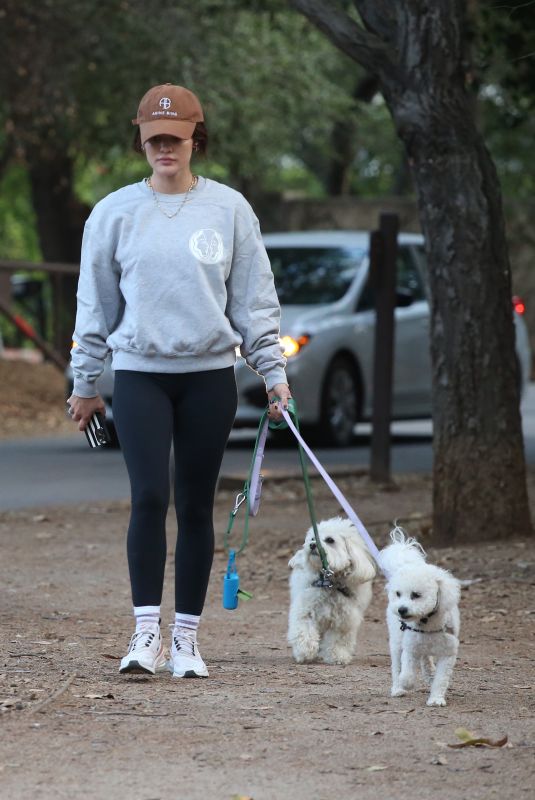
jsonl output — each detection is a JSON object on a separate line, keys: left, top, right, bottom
{"left": 317, "top": 356, "right": 361, "bottom": 447}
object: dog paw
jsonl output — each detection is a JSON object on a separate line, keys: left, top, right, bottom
{"left": 292, "top": 650, "right": 317, "bottom": 664}
{"left": 391, "top": 687, "right": 407, "bottom": 697}
{"left": 321, "top": 655, "right": 351, "bottom": 666}
{"left": 293, "top": 655, "right": 312, "bottom": 664}
{"left": 427, "top": 696, "right": 447, "bottom": 707}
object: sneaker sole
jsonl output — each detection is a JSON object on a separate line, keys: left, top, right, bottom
{"left": 119, "top": 657, "right": 168, "bottom": 676}
{"left": 119, "top": 659, "right": 154, "bottom": 675}
{"left": 172, "top": 669, "right": 209, "bottom": 678}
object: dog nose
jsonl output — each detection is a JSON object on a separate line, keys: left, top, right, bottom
{"left": 309, "top": 542, "right": 316, "bottom": 550}
{"left": 398, "top": 606, "right": 408, "bottom": 617}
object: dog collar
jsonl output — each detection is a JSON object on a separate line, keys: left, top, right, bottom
{"left": 400, "top": 621, "right": 445, "bottom": 634}
{"left": 418, "top": 587, "right": 441, "bottom": 625}
{"left": 311, "top": 576, "right": 352, "bottom": 598}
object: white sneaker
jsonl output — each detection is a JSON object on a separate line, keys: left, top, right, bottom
{"left": 119, "top": 623, "right": 167, "bottom": 675}
{"left": 169, "top": 629, "right": 209, "bottom": 678}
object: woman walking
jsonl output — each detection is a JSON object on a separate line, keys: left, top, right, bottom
{"left": 67, "top": 84, "right": 290, "bottom": 678}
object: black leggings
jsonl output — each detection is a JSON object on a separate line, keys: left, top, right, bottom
{"left": 112, "top": 368, "right": 237, "bottom": 615}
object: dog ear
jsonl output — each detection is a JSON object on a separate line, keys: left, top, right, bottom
{"left": 436, "top": 570, "right": 461, "bottom": 609}
{"left": 344, "top": 537, "right": 376, "bottom": 582}
{"left": 288, "top": 548, "right": 306, "bottom": 570}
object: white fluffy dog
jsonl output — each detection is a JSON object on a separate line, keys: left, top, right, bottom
{"left": 288, "top": 517, "right": 376, "bottom": 664}
{"left": 380, "top": 529, "right": 461, "bottom": 706}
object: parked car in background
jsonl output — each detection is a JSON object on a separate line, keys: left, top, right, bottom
{"left": 65, "top": 230, "right": 531, "bottom": 447}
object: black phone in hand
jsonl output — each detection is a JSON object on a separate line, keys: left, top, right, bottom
{"left": 85, "top": 412, "right": 111, "bottom": 448}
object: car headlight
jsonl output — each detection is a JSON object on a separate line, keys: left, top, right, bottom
{"left": 280, "top": 334, "right": 311, "bottom": 358}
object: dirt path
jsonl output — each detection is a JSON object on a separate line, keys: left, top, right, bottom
{"left": 1, "top": 471, "right": 534, "bottom": 799}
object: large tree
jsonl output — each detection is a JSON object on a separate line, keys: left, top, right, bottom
{"left": 288, "top": 0, "right": 532, "bottom": 544}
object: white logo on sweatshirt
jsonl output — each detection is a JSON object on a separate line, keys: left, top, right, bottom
{"left": 189, "top": 229, "right": 224, "bottom": 264}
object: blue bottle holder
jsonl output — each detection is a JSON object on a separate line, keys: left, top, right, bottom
{"left": 223, "top": 550, "right": 240, "bottom": 610}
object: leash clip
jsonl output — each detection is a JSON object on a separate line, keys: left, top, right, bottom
{"left": 232, "top": 491, "right": 247, "bottom": 516}
{"left": 312, "top": 568, "right": 335, "bottom": 589}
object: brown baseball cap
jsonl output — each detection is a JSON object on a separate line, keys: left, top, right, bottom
{"left": 132, "top": 84, "right": 204, "bottom": 145}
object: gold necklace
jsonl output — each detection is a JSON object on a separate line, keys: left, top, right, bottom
{"left": 146, "top": 175, "right": 198, "bottom": 219}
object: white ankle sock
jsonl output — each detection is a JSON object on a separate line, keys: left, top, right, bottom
{"left": 134, "top": 605, "right": 161, "bottom": 631}
{"left": 174, "top": 612, "right": 200, "bottom": 639}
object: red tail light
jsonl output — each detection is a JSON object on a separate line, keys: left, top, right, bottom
{"left": 513, "top": 295, "right": 525, "bottom": 315}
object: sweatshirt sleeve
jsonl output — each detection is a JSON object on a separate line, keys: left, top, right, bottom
{"left": 71, "top": 218, "right": 124, "bottom": 397}
{"left": 225, "top": 199, "right": 287, "bottom": 390}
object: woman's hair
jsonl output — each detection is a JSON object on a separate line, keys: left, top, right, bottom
{"left": 133, "top": 121, "right": 208, "bottom": 155}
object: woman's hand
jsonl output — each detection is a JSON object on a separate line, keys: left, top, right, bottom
{"left": 67, "top": 394, "right": 106, "bottom": 432}
{"left": 267, "top": 383, "right": 292, "bottom": 423}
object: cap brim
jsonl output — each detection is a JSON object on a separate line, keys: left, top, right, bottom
{"left": 138, "top": 119, "right": 196, "bottom": 145}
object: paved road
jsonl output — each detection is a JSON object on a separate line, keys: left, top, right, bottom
{"left": 1, "top": 386, "right": 535, "bottom": 511}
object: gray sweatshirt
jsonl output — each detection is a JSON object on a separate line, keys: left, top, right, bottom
{"left": 71, "top": 177, "right": 287, "bottom": 397}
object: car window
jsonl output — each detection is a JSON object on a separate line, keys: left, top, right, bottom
{"left": 357, "top": 245, "right": 426, "bottom": 311}
{"left": 411, "top": 244, "right": 429, "bottom": 285}
{"left": 397, "top": 247, "right": 426, "bottom": 300}
{"left": 267, "top": 247, "right": 367, "bottom": 304}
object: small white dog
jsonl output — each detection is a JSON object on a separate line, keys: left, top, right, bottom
{"left": 380, "top": 529, "right": 461, "bottom": 706}
{"left": 288, "top": 517, "right": 376, "bottom": 664}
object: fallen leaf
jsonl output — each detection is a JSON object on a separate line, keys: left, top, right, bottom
{"left": 100, "top": 653, "right": 121, "bottom": 660}
{"left": 431, "top": 755, "right": 448, "bottom": 765}
{"left": 454, "top": 727, "right": 476, "bottom": 742}
{"left": 512, "top": 685, "right": 531, "bottom": 690}
{"left": 84, "top": 693, "right": 114, "bottom": 700}
{"left": 365, "top": 765, "right": 388, "bottom": 772}
{"left": 448, "top": 728, "right": 508, "bottom": 749}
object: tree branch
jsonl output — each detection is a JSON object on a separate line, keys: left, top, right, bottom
{"left": 353, "top": 0, "right": 398, "bottom": 42}
{"left": 287, "top": 0, "right": 393, "bottom": 76}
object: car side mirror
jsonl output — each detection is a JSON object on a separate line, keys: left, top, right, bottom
{"left": 395, "top": 288, "right": 414, "bottom": 307}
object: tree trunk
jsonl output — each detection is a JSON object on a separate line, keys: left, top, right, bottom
{"left": 326, "top": 74, "right": 379, "bottom": 195}
{"left": 289, "top": 0, "right": 532, "bottom": 543}
{"left": 28, "top": 152, "right": 89, "bottom": 355}
{"left": 392, "top": 94, "right": 530, "bottom": 543}
{"left": 28, "top": 152, "right": 88, "bottom": 263}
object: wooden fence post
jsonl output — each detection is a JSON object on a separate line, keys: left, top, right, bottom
{"left": 370, "top": 213, "right": 399, "bottom": 483}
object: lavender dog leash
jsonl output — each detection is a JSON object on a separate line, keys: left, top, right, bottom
{"left": 275, "top": 407, "right": 388, "bottom": 578}
{"left": 248, "top": 414, "right": 269, "bottom": 516}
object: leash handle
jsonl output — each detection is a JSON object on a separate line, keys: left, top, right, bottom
{"left": 224, "top": 409, "right": 269, "bottom": 557}
{"left": 248, "top": 413, "right": 269, "bottom": 516}
{"left": 280, "top": 408, "right": 388, "bottom": 577}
